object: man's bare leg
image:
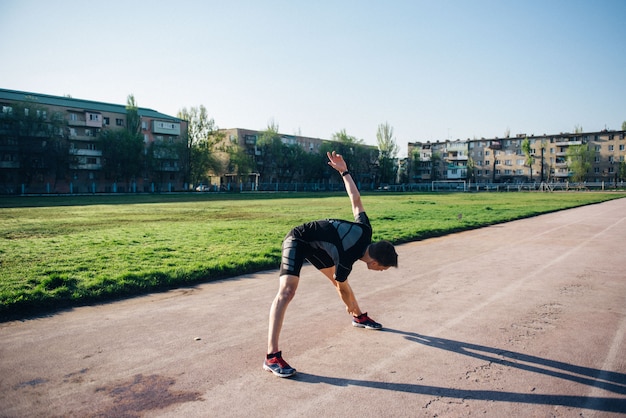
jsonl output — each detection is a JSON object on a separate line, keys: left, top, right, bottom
{"left": 267, "top": 274, "right": 299, "bottom": 355}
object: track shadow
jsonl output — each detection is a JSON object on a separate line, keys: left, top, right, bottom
{"left": 384, "top": 328, "right": 626, "bottom": 395}
{"left": 293, "top": 328, "right": 626, "bottom": 413}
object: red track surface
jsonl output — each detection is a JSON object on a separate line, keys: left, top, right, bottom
{"left": 2, "top": 198, "right": 625, "bottom": 417}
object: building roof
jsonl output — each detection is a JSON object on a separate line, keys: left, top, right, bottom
{"left": 0, "top": 88, "right": 181, "bottom": 122}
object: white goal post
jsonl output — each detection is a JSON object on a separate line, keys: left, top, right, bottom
{"left": 431, "top": 180, "right": 467, "bottom": 192}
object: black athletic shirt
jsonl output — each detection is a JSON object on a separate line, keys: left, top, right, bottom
{"left": 291, "top": 212, "right": 372, "bottom": 282}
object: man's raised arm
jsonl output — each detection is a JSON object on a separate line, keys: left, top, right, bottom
{"left": 327, "top": 151, "right": 365, "bottom": 217}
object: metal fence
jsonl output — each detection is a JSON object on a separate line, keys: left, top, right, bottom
{"left": 5, "top": 180, "right": 625, "bottom": 196}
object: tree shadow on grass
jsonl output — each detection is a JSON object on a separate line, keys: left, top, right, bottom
{"left": 293, "top": 328, "right": 626, "bottom": 413}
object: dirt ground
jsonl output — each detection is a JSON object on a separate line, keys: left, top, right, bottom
{"left": 1, "top": 197, "right": 625, "bottom": 417}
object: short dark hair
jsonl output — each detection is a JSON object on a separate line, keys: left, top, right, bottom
{"left": 368, "top": 240, "right": 398, "bottom": 267}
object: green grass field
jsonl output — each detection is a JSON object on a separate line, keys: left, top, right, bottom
{"left": 1, "top": 191, "right": 624, "bottom": 320}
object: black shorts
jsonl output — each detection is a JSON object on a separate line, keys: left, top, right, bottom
{"left": 279, "top": 233, "right": 334, "bottom": 276}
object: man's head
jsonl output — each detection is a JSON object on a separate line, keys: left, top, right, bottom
{"left": 365, "top": 240, "right": 398, "bottom": 271}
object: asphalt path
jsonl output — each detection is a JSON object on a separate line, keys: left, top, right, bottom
{"left": 1, "top": 197, "right": 625, "bottom": 417}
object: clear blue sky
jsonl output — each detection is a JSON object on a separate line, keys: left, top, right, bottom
{"left": 1, "top": 0, "right": 625, "bottom": 157}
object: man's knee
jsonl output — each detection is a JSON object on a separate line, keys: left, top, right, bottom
{"left": 277, "top": 275, "right": 299, "bottom": 301}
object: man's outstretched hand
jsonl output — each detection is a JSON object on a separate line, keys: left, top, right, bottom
{"left": 327, "top": 151, "right": 347, "bottom": 173}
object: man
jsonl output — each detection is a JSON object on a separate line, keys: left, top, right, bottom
{"left": 264, "top": 151, "right": 398, "bottom": 378}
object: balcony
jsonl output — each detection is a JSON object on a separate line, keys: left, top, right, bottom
{"left": 157, "top": 166, "right": 180, "bottom": 172}
{"left": 447, "top": 155, "right": 468, "bottom": 161}
{"left": 68, "top": 133, "right": 97, "bottom": 141}
{"left": 555, "top": 140, "right": 582, "bottom": 147}
{"left": 0, "top": 161, "right": 20, "bottom": 168}
{"left": 69, "top": 149, "right": 102, "bottom": 157}
{"left": 67, "top": 119, "right": 86, "bottom": 127}
{"left": 70, "top": 163, "right": 101, "bottom": 170}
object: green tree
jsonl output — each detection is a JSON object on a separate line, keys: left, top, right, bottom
{"left": 99, "top": 94, "right": 145, "bottom": 188}
{"left": 431, "top": 152, "right": 443, "bottom": 181}
{"left": 223, "top": 135, "right": 255, "bottom": 178}
{"left": 618, "top": 161, "right": 626, "bottom": 182}
{"left": 2, "top": 100, "right": 67, "bottom": 189}
{"left": 622, "top": 121, "right": 626, "bottom": 131}
{"left": 328, "top": 130, "right": 376, "bottom": 185}
{"left": 376, "top": 122, "right": 399, "bottom": 184}
{"left": 521, "top": 137, "right": 535, "bottom": 181}
{"left": 125, "top": 94, "right": 141, "bottom": 135}
{"left": 566, "top": 144, "right": 594, "bottom": 182}
{"left": 256, "top": 122, "right": 282, "bottom": 183}
{"left": 466, "top": 157, "right": 476, "bottom": 183}
{"left": 177, "top": 106, "right": 222, "bottom": 186}
{"left": 256, "top": 122, "right": 305, "bottom": 183}
{"left": 410, "top": 148, "right": 421, "bottom": 182}
{"left": 100, "top": 129, "right": 144, "bottom": 186}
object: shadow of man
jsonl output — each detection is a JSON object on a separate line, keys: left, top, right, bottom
{"left": 291, "top": 328, "right": 626, "bottom": 413}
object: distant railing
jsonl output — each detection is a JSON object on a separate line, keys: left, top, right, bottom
{"left": 3, "top": 180, "right": 625, "bottom": 196}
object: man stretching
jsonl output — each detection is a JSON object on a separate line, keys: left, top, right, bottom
{"left": 264, "top": 151, "right": 398, "bottom": 377}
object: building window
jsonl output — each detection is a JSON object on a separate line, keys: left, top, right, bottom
{"left": 608, "top": 145, "right": 614, "bottom": 151}
{"left": 104, "top": 117, "right": 109, "bottom": 125}
{"left": 116, "top": 118, "right": 124, "bottom": 126}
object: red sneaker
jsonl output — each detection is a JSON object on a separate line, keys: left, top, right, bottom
{"left": 352, "top": 312, "right": 382, "bottom": 330}
{"left": 263, "top": 351, "right": 296, "bottom": 377}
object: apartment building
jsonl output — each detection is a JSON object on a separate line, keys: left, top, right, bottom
{"left": 220, "top": 128, "right": 327, "bottom": 156}
{"left": 0, "top": 88, "right": 188, "bottom": 194}
{"left": 409, "top": 130, "right": 626, "bottom": 184}
{"left": 218, "top": 127, "right": 379, "bottom": 186}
